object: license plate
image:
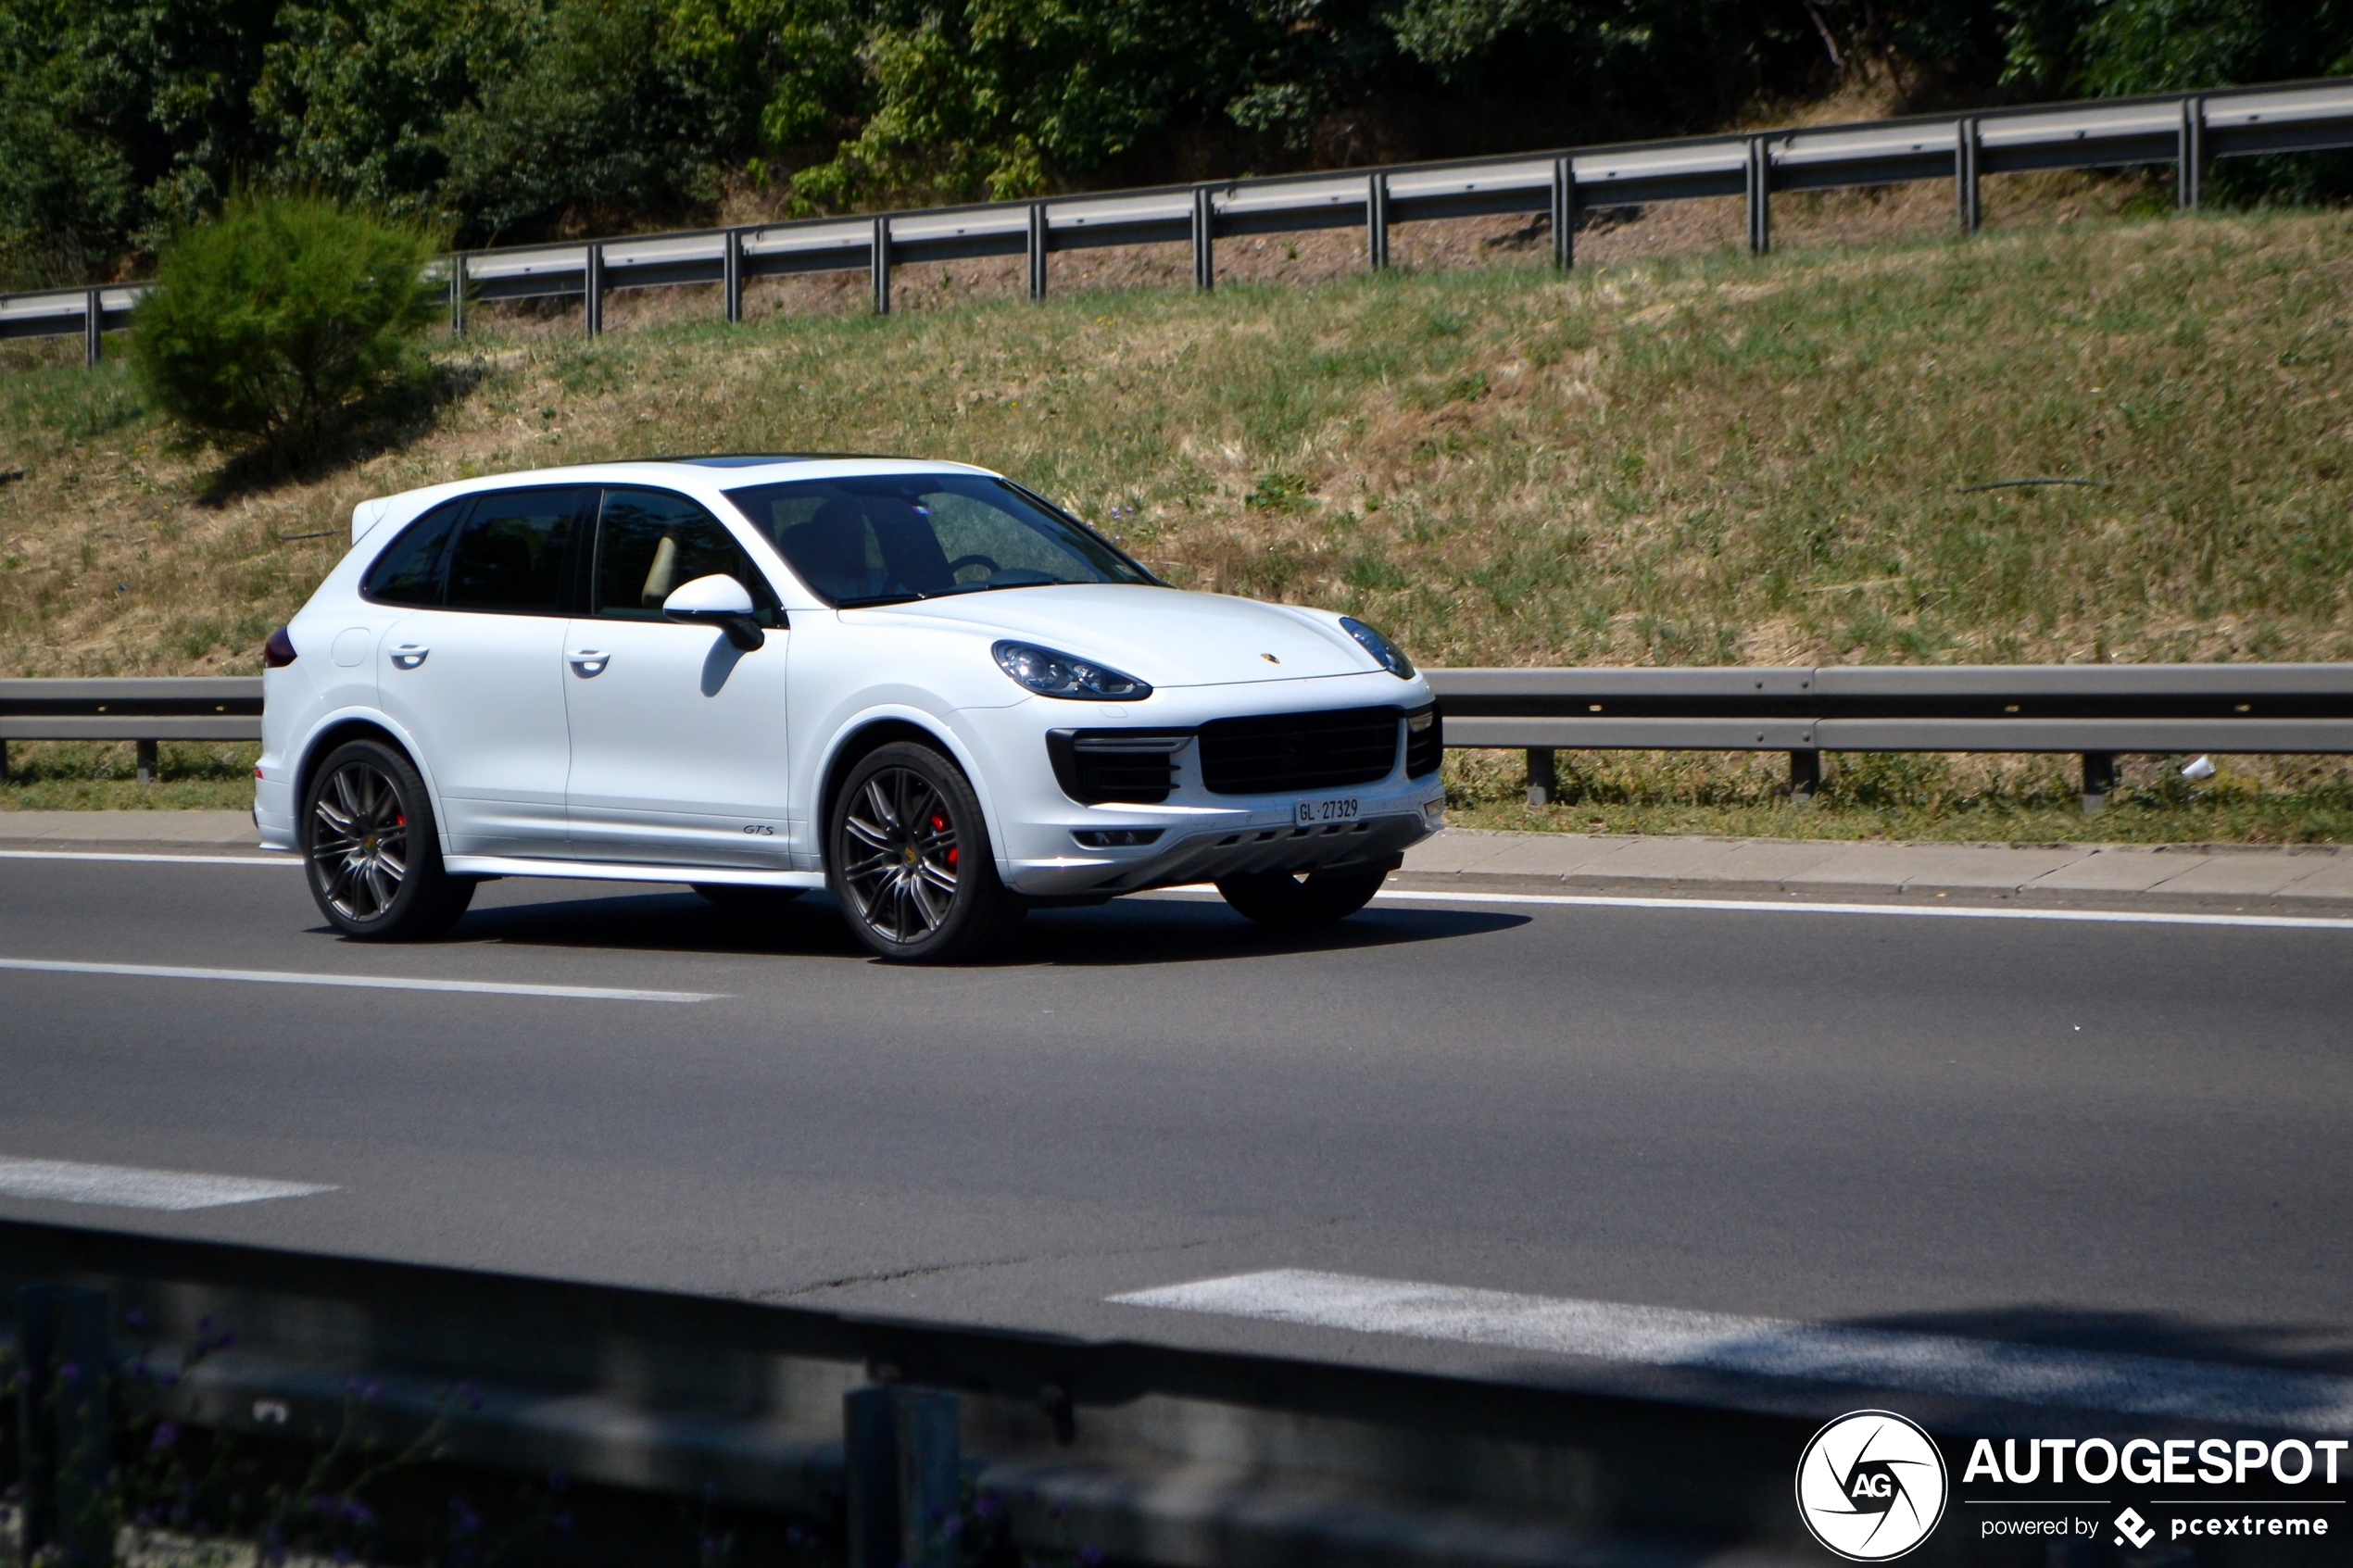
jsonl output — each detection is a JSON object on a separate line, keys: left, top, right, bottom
{"left": 1295, "top": 796, "right": 1361, "bottom": 827}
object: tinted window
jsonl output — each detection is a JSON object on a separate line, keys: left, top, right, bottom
{"left": 724, "top": 473, "right": 1152, "bottom": 608}
{"left": 444, "top": 488, "right": 585, "bottom": 614}
{"left": 360, "top": 499, "right": 464, "bottom": 606}
{"left": 592, "top": 488, "right": 776, "bottom": 622}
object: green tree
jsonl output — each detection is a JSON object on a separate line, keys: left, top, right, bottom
{"left": 130, "top": 193, "right": 444, "bottom": 464}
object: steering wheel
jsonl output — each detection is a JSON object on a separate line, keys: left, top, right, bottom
{"left": 946, "top": 553, "right": 1000, "bottom": 579}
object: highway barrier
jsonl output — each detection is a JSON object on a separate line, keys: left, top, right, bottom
{"left": 9, "top": 667, "right": 2349, "bottom": 809}
{"left": 6, "top": 77, "right": 2353, "bottom": 362}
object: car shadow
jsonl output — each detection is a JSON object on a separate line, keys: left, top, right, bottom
{"left": 426, "top": 885, "right": 1527, "bottom": 966}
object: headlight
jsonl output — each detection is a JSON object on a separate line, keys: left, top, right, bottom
{"left": 992, "top": 640, "right": 1152, "bottom": 700}
{"left": 1340, "top": 616, "right": 1415, "bottom": 679}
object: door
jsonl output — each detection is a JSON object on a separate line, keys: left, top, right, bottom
{"left": 369, "top": 487, "right": 588, "bottom": 858}
{"left": 560, "top": 486, "right": 792, "bottom": 868}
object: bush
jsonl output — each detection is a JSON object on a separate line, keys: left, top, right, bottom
{"left": 129, "top": 193, "right": 443, "bottom": 464}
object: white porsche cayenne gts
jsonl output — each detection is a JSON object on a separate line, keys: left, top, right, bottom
{"left": 258, "top": 457, "right": 1444, "bottom": 961}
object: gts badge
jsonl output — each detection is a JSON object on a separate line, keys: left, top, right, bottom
{"left": 741, "top": 823, "right": 775, "bottom": 835}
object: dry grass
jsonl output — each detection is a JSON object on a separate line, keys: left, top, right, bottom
{"left": 5, "top": 178, "right": 2351, "bottom": 835}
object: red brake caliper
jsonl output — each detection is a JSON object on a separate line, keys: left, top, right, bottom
{"left": 934, "top": 812, "right": 955, "bottom": 868}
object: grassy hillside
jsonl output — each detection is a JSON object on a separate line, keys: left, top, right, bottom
{"left": 4, "top": 205, "right": 2352, "bottom": 838}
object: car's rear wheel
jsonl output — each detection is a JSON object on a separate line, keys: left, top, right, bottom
{"left": 1214, "top": 866, "right": 1388, "bottom": 928}
{"left": 692, "top": 884, "right": 805, "bottom": 918}
{"left": 302, "top": 739, "right": 474, "bottom": 941}
{"left": 828, "top": 742, "right": 1010, "bottom": 963}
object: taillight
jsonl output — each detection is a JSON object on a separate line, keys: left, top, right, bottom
{"left": 264, "top": 626, "right": 298, "bottom": 668}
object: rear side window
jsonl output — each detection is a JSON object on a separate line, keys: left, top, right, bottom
{"left": 360, "top": 499, "right": 464, "bottom": 606}
{"left": 444, "top": 487, "right": 587, "bottom": 614}
{"left": 591, "top": 488, "right": 777, "bottom": 622}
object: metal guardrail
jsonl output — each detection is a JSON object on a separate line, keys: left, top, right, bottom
{"left": 1424, "top": 664, "right": 2353, "bottom": 807}
{"left": 0, "top": 678, "right": 260, "bottom": 784}
{"left": 7, "top": 668, "right": 2350, "bottom": 802}
{"left": 3, "top": 1217, "right": 2286, "bottom": 1568}
{"left": 0, "top": 1218, "right": 1842, "bottom": 1567}
{"left": 8, "top": 76, "right": 2353, "bottom": 363}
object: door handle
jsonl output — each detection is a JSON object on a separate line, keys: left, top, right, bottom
{"left": 389, "top": 645, "right": 429, "bottom": 670}
{"left": 569, "top": 649, "right": 610, "bottom": 676}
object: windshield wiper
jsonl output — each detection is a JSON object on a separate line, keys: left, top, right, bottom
{"left": 833, "top": 591, "right": 929, "bottom": 608}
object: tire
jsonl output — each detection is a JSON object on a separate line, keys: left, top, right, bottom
{"left": 301, "top": 739, "right": 475, "bottom": 941}
{"left": 1214, "top": 867, "right": 1388, "bottom": 929}
{"left": 827, "top": 741, "right": 1012, "bottom": 963}
{"left": 691, "top": 884, "right": 805, "bottom": 918}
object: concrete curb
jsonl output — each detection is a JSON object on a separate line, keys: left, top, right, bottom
{"left": 1399, "top": 827, "right": 2353, "bottom": 913}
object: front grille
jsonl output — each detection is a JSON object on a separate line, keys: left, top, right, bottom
{"left": 1198, "top": 706, "right": 1401, "bottom": 796}
{"left": 1048, "top": 731, "right": 1184, "bottom": 804}
{"left": 1404, "top": 703, "right": 1441, "bottom": 778}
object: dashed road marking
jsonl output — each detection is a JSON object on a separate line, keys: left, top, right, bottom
{"left": 0, "top": 1155, "right": 333, "bottom": 1210}
{"left": 1112, "top": 1269, "right": 2353, "bottom": 1431}
{"left": 0, "top": 956, "right": 719, "bottom": 1003}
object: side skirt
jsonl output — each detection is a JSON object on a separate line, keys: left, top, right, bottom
{"left": 443, "top": 856, "right": 828, "bottom": 890}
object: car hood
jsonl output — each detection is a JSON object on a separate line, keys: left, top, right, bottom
{"left": 849, "top": 584, "right": 1384, "bottom": 687}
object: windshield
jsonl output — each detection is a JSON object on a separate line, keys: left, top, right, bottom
{"left": 724, "top": 472, "right": 1155, "bottom": 608}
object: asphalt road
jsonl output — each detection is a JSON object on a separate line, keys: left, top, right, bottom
{"left": 2, "top": 850, "right": 2349, "bottom": 1397}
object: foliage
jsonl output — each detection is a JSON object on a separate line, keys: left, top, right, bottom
{"left": 31, "top": 0, "right": 2353, "bottom": 278}
{"left": 128, "top": 192, "right": 443, "bottom": 462}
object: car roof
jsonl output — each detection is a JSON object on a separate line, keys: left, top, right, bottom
{"left": 350, "top": 455, "right": 1003, "bottom": 543}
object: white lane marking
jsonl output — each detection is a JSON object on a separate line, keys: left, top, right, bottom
{"left": 0, "top": 957, "right": 718, "bottom": 1004}
{"left": 1367, "top": 887, "right": 2353, "bottom": 932}
{"left": 0, "top": 1155, "right": 333, "bottom": 1211}
{"left": 0, "top": 849, "right": 295, "bottom": 866}
{"left": 1111, "top": 1269, "right": 2353, "bottom": 1432}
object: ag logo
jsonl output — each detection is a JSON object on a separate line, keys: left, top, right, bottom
{"left": 1795, "top": 1410, "right": 1948, "bottom": 1561}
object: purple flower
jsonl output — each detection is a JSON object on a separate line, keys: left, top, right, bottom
{"left": 149, "top": 1423, "right": 179, "bottom": 1452}
{"left": 57, "top": 1361, "right": 79, "bottom": 1383}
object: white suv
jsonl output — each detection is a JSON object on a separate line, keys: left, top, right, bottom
{"left": 258, "top": 457, "right": 1444, "bottom": 961}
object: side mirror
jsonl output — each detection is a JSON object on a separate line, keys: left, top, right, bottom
{"left": 663, "top": 574, "right": 765, "bottom": 651}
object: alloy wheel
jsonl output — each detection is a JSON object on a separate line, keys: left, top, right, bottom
{"left": 309, "top": 760, "right": 409, "bottom": 922}
{"left": 838, "top": 766, "right": 960, "bottom": 943}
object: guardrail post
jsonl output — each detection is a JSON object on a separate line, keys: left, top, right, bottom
{"left": 1551, "top": 156, "right": 1577, "bottom": 270}
{"left": 1191, "top": 186, "right": 1215, "bottom": 291}
{"left": 1365, "top": 173, "right": 1390, "bottom": 272}
{"left": 845, "top": 1386, "right": 961, "bottom": 1568}
{"left": 1788, "top": 748, "right": 1821, "bottom": 803}
{"left": 1745, "top": 138, "right": 1771, "bottom": 256}
{"left": 844, "top": 1386, "right": 897, "bottom": 1568}
{"left": 871, "top": 217, "right": 892, "bottom": 315}
{"left": 83, "top": 288, "right": 103, "bottom": 368}
{"left": 1026, "top": 202, "right": 1049, "bottom": 300}
{"left": 1956, "top": 119, "right": 1982, "bottom": 233}
{"left": 897, "top": 1389, "right": 961, "bottom": 1568}
{"left": 448, "top": 256, "right": 468, "bottom": 337}
{"left": 135, "top": 738, "right": 157, "bottom": 784}
{"left": 584, "top": 243, "right": 605, "bottom": 337}
{"left": 2179, "top": 96, "right": 2206, "bottom": 210}
{"left": 1, "top": 738, "right": 9, "bottom": 783}
{"left": 723, "top": 229, "right": 744, "bottom": 323}
{"left": 1526, "top": 747, "right": 1556, "bottom": 807}
{"left": 16, "top": 1285, "right": 113, "bottom": 1568}
{"left": 2081, "top": 751, "right": 2118, "bottom": 814}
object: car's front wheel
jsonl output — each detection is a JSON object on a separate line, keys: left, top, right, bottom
{"left": 301, "top": 739, "right": 475, "bottom": 941}
{"left": 1214, "top": 867, "right": 1388, "bottom": 928}
{"left": 828, "top": 742, "right": 1012, "bottom": 963}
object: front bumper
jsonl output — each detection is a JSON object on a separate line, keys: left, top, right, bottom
{"left": 954, "top": 673, "right": 1445, "bottom": 898}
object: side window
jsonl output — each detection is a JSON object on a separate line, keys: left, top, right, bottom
{"left": 592, "top": 488, "right": 778, "bottom": 623}
{"left": 359, "top": 499, "right": 464, "bottom": 606}
{"left": 445, "top": 487, "right": 586, "bottom": 615}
